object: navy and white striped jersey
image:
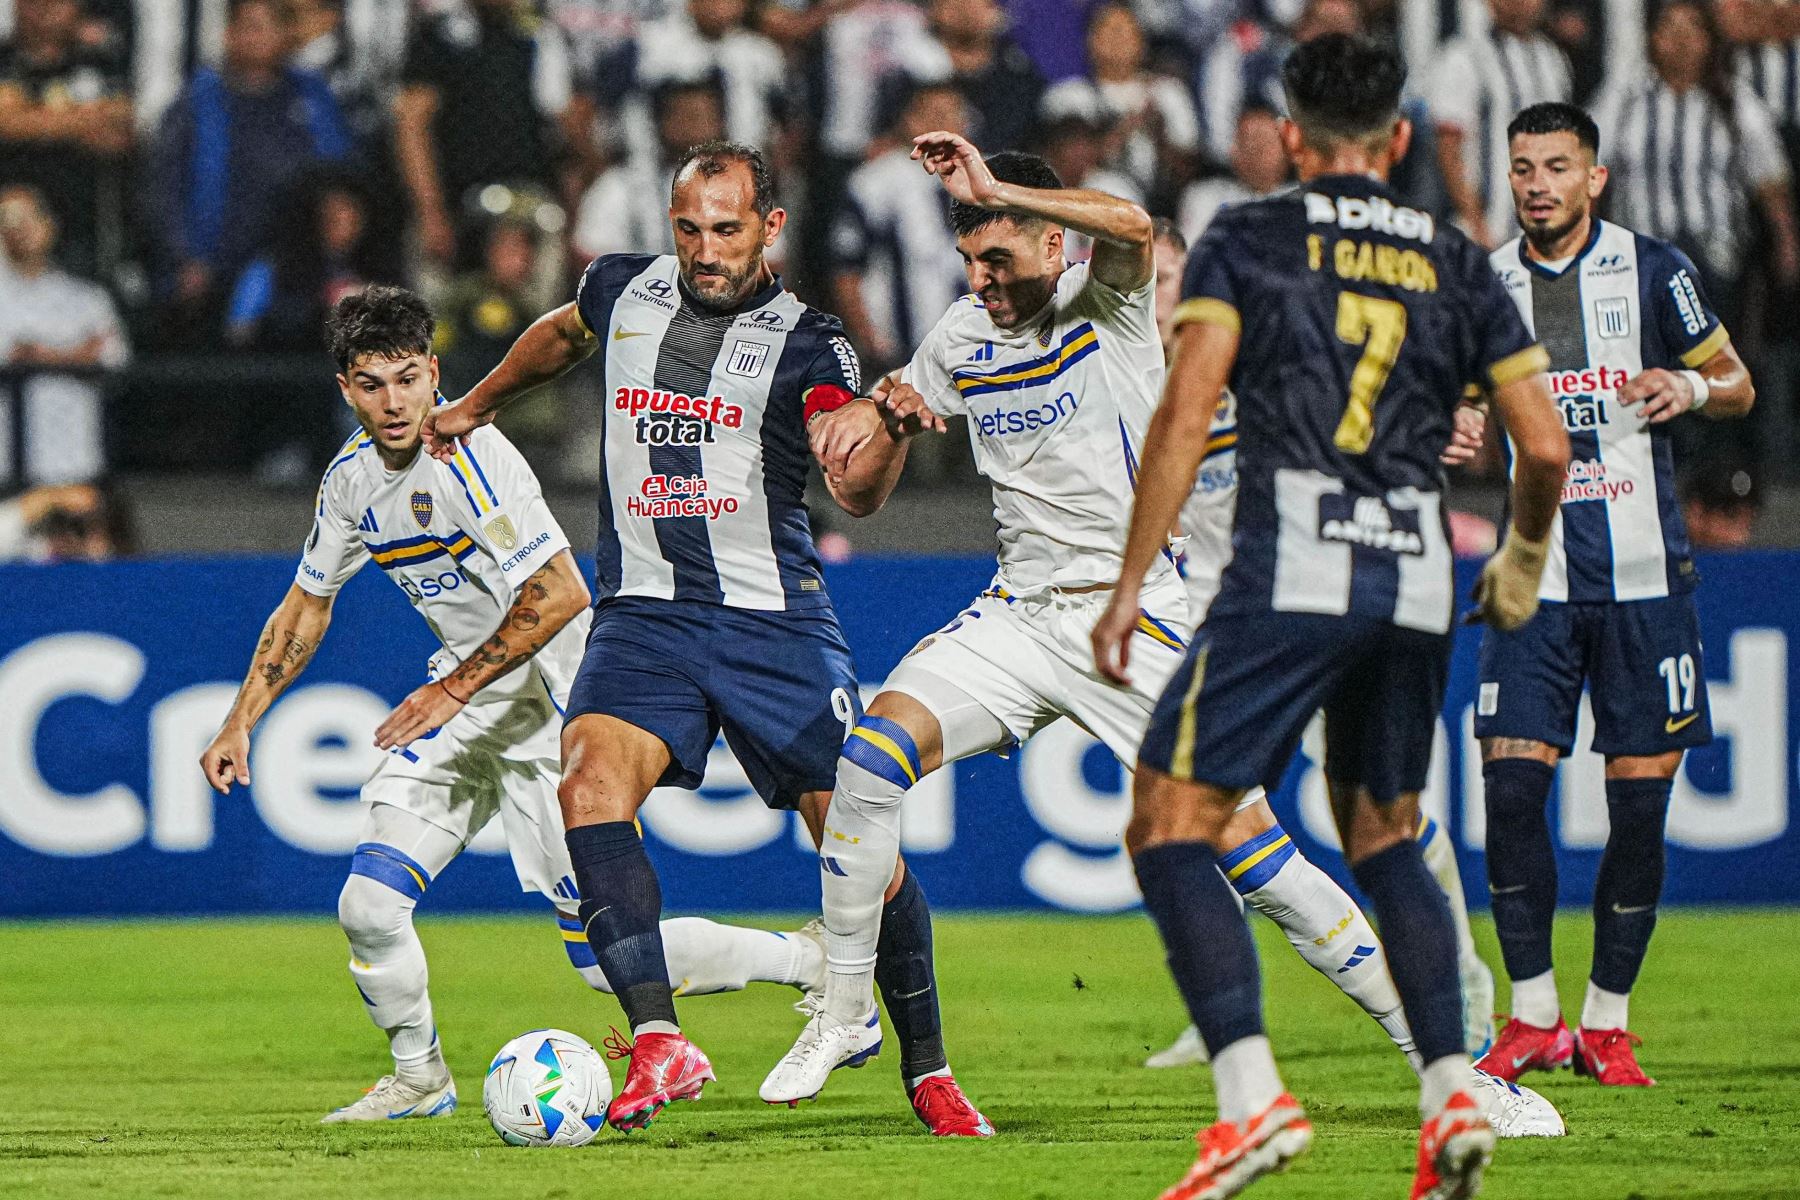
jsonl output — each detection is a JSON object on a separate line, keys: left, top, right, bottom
{"left": 574, "top": 253, "right": 861, "bottom": 612}
{"left": 1740, "top": 38, "right": 1800, "bottom": 131}
{"left": 830, "top": 149, "right": 966, "bottom": 362}
{"left": 1490, "top": 220, "right": 1728, "bottom": 602}
{"left": 1177, "top": 175, "right": 1547, "bottom": 634}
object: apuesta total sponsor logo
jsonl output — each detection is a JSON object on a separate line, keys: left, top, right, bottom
{"left": 613, "top": 386, "right": 745, "bottom": 446}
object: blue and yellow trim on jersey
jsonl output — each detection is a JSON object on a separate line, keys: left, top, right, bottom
{"left": 841, "top": 714, "right": 923, "bottom": 790}
{"left": 1218, "top": 826, "right": 1297, "bottom": 895}
{"left": 430, "top": 392, "right": 501, "bottom": 515}
{"left": 1680, "top": 324, "right": 1730, "bottom": 368}
{"left": 318, "top": 432, "right": 373, "bottom": 514}
{"left": 556, "top": 913, "right": 599, "bottom": 970}
{"left": 1135, "top": 611, "right": 1187, "bottom": 652}
{"left": 366, "top": 530, "right": 477, "bottom": 570}
{"left": 952, "top": 322, "right": 1099, "bottom": 398}
{"left": 1202, "top": 425, "right": 1237, "bottom": 462}
{"left": 350, "top": 842, "right": 433, "bottom": 902}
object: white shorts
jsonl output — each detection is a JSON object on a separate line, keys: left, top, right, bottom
{"left": 361, "top": 663, "right": 573, "bottom": 900}
{"left": 885, "top": 572, "right": 1192, "bottom": 765}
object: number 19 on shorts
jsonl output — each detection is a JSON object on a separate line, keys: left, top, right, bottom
{"left": 1658, "top": 653, "right": 1697, "bottom": 715}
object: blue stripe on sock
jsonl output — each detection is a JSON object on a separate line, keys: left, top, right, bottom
{"left": 1218, "top": 825, "right": 1287, "bottom": 871}
{"left": 1419, "top": 815, "right": 1440, "bottom": 843}
{"left": 1227, "top": 840, "right": 1296, "bottom": 894}
{"left": 841, "top": 729, "right": 917, "bottom": 790}
{"left": 562, "top": 937, "right": 598, "bottom": 969}
{"left": 349, "top": 843, "right": 432, "bottom": 902}
{"left": 856, "top": 714, "right": 922, "bottom": 778}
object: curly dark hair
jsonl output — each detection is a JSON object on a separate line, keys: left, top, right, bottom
{"left": 326, "top": 285, "right": 435, "bottom": 373}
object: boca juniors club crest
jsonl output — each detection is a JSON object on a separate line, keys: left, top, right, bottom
{"left": 411, "top": 491, "right": 433, "bottom": 529}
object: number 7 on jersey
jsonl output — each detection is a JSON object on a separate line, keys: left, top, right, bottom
{"left": 1333, "top": 291, "right": 1408, "bottom": 454}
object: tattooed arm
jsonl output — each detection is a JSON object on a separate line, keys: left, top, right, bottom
{"left": 372, "top": 550, "right": 591, "bottom": 750}
{"left": 199, "top": 584, "right": 335, "bottom": 794}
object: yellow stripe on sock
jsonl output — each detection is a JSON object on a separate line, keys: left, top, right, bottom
{"left": 1225, "top": 834, "right": 1292, "bottom": 881}
{"left": 851, "top": 726, "right": 918, "bottom": 784}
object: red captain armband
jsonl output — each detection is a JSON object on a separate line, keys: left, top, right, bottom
{"left": 803, "top": 384, "right": 856, "bottom": 425}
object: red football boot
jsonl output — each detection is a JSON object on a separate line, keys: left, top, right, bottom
{"left": 1158, "top": 1092, "right": 1312, "bottom": 1200}
{"left": 602, "top": 1028, "right": 715, "bottom": 1132}
{"left": 910, "top": 1074, "right": 994, "bottom": 1137}
{"left": 1474, "top": 1016, "right": 1574, "bottom": 1082}
{"left": 1573, "top": 1027, "right": 1655, "bottom": 1086}
{"left": 1410, "top": 1090, "right": 1495, "bottom": 1200}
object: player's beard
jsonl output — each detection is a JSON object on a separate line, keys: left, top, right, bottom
{"left": 1521, "top": 199, "right": 1586, "bottom": 257}
{"left": 682, "top": 252, "right": 765, "bottom": 311}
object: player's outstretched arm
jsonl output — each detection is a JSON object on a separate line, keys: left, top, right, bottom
{"left": 911, "top": 130, "right": 1154, "bottom": 293}
{"left": 373, "top": 550, "right": 591, "bottom": 750}
{"left": 1619, "top": 338, "right": 1755, "bottom": 424}
{"left": 425, "top": 303, "right": 597, "bottom": 459}
{"left": 812, "top": 385, "right": 942, "bottom": 518}
{"left": 1473, "top": 372, "right": 1569, "bottom": 631}
{"left": 199, "top": 584, "right": 335, "bottom": 794}
{"left": 1093, "top": 319, "right": 1236, "bottom": 685}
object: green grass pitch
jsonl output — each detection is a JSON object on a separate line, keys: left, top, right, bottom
{"left": 3, "top": 910, "right": 1798, "bottom": 1199}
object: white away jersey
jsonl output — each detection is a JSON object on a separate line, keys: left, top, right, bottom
{"left": 1177, "top": 389, "right": 1241, "bottom": 620}
{"left": 904, "top": 261, "right": 1174, "bottom": 594}
{"left": 1490, "top": 220, "right": 1723, "bottom": 602}
{"left": 296, "top": 422, "right": 588, "bottom": 705}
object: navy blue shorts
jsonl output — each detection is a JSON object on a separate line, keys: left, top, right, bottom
{"left": 566, "top": 597, "right": 862, "bottom": 809}
{"left": 1139, "top": 611, "right": 1450, "bottom": 805}
{"left": 1475, "top": 594, "right": 1712, "bottom": 757}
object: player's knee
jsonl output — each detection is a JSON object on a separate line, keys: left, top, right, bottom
{"left": 337, "top": 874, "right": 414, "bottom": 950}
{"left": 837, "top": 714, "right": 924, "bottom": 807}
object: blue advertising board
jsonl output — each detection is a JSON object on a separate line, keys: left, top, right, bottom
{"left": 0, "top": 552, "right": 1792, "bottom": 917}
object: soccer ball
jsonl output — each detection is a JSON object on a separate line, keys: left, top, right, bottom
{"left": 483, "top": 1028, "right": 612, "bottom": 1147}
{"left": 1472, "top": 1069, "right": 1567, "bottom": 1138}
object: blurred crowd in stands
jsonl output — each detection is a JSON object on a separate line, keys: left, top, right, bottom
{"left": 0, "top": 0, "right": 1786, "bottom": 554}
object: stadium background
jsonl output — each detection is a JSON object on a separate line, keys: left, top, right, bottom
{"left": 0, "top": 0, "right": 1795, "bottom": 916}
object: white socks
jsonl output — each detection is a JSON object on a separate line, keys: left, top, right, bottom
{"left": 1580, "top": 980, "right": 1630, "bottom": 1031}
{"left": 819, "top": 753, "right": 904, "bottom": 1024}
{"left": 1240, "top": 848, "right": 1417, "bottom": 1064}
{"left": 571, "top": 917, "right": 821, "bottom": 996}
{"left": 1417, "top": 816, "right": 1486, "bottom": 980}
{"left": 1419, "top": 1053, "right": 1474, "bottom": 1119}
{"left": 1212, "top": 1035, "right": 1285, "bottom": 1123}
{"left": 1511, "top": 969, "right": 1561, "bottom": 1027}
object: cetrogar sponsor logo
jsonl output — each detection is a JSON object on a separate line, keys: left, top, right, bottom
{"left": 973, "top": 390, "right": 1079, "bottom": 439}
{"left": 627, "top": 474, "right": 740, "bottom": 520}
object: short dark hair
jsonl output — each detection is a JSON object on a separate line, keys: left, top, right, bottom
{"left": 671, "top": 139, "right": 774, "bottom": 216}
{"left": 1281, "top": 33, "right": 1405, "bottom": 144}
{"left": 1507, "top": 101, "right": 1600, "bottom": 155}
{"left": 327, "top": 285, "right": 435, "bottom": 373}
{"left": 1152, "top": 216, "right": 1186, "bottom": 253}
{"left": 949, "top": 150, "right": 1064, "bottom": 237}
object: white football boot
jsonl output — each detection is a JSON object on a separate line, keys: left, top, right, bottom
{"left": 320, "top": 1073, "right": 457, "bottom": 1123}
{"left": 1471, "top": 1068, "right": 1566, "bottom": 1138}
{"left": 760, "top": 1006, "right": 882, "bottom": 1105}
{"left": 1145, "top": 1024, "right": 1210, "bottom": 1068}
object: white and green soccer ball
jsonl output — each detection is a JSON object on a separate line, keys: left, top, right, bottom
{"left": 483, "top": 1028, "right": 612, "bottom": 1147}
